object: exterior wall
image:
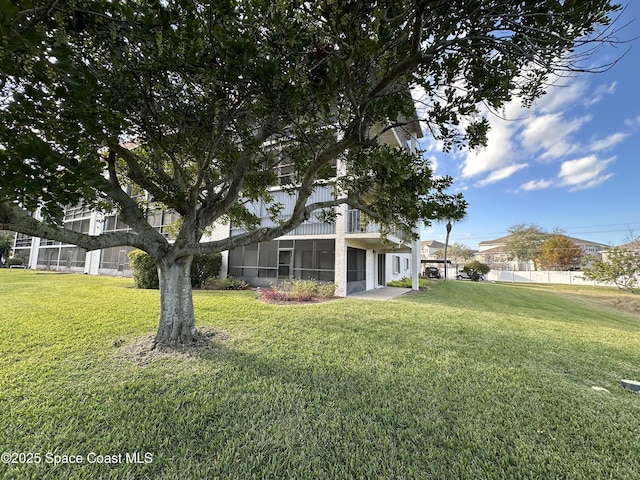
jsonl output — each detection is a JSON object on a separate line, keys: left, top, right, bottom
{"left": 11, "top": 200, "right": 179, "bottom": 277}
{"left": 386, "top": 253, "right": 412, "bottom": 283}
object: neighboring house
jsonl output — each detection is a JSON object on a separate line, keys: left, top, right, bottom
{"left": 420, "top": 240, "right": 445, "bottom": 259}
{"left": 12, "top": 125, "right": 422, "bottom": 297}
{"left": 601, "top": 237, "right": 640, "bottom": 261}
{"left": 619, "top": 238, "right": 640, "bottom": 252}
{"left": 475, "top": 234, "right": 608, "bottom": 271}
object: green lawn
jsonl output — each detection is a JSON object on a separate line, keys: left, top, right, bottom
{"left": 1, "top": 271, "right": 639, "bottom": 479}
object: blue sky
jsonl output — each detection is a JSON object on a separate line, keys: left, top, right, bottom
{"left": 417, "top": 3, "right": 640, "bottom": 249}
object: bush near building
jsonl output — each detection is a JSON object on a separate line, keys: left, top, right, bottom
{"left": 261, "top": 279, "right": 337, "bottom": 303}
{"left": 128, "top": 250, "right": 222, "bottom": 290}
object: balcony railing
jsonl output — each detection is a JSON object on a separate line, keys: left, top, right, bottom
{"left": 346, "top": 209, "right": 409, "bottom": 242}
{"left": 346, "top": 209, "right": 381, "bottom": 233}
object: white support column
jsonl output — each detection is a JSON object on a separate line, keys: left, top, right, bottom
{"left": 27, "top": 237, "right": 40, "bottom": 269}
{"left": 365, "top": 248, "right": 375, "bottom": 291}
{"left": 85, "top": 211, "right": 102, "bottom": 274}
{"left": 411, "top": 233, "right": 420, "bottom": 291}
{"left": 334, "top": 205, "right": 348, "bottom": 297}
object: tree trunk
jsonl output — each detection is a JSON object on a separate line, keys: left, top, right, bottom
{"left": 155, "top": 256, "right": 198, "bottom": 346}
{"left": 444, "top": 221, "right": 452, "bottom": 281}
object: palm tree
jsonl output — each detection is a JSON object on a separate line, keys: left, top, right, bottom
{"left": 436, "top": 195, "right": 467, "bottom": 280}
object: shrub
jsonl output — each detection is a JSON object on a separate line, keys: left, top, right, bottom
{"left": 204, "top": 276, "right": 248, "bottom": 290}
{"left": 386, "top": 277, "right": 429, "bottom": 289}
{"left": 128, "top": 250, "right": 159, "bottom": 289}
{"left": 316, "top": 282, "right": 337, "bottom": 298}
{"left": 267, "top": 278, "right": 336, "bottom": 302}
{"left": 191, "top": 253, "right": 223, "bottom": 289}
{"left": 261, "top": 289, "right": 313, "bottom": 303}
{"left": 7, "top": 257, "right": 23, "bottom": 266}
{"left": 462, "top": 260, "right": 490, "bottom": 281}
{"left": 583, "top": 247, "right": 640, "bottom": 292}
{"left": 128, "top": 250, "right": 223, "bottom": 290}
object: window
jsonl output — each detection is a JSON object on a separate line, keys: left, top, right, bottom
{"left": 258, "top": 241, "right": 278, "bottom": 278}
{"left": 14, "top": 233, "right": 32, "bottom": 247}
{"left": 393, "top": 255, "right": 400, "bottom": 274}
{"left": 229, "top": 240, "right": 335, "bottom": 282}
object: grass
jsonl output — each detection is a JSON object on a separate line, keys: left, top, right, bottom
{"left": 1, "top": 271, "right": 640, "bottom": 479}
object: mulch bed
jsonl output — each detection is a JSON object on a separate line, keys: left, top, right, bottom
{"left": 115, "top": 327, "right": 230, "bottom": 365}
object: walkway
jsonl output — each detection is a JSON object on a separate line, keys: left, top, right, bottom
{"left": 348, "top": 286, "right": 411, "bottom": 301}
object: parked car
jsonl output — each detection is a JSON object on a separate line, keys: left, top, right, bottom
{"left": 456, "top": 271, "right": 485, "bottom": 281}
{"left": 424, "top": 267, "right": 441, "bottom": 279}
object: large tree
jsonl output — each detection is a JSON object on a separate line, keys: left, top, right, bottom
{"left": 537, "top": 235, "right": 584, "bottom": 271}
{"left": 0, "top": 1, "right": 621, "bottom": 345}
{"left": 436, "top": 202, "right": 468, "bottom": 280}
{"left": 504, "top": 224, "right": 550, "bottom": 271}
{"left": 436, "top": 242, "right": 475, "bottom": 265}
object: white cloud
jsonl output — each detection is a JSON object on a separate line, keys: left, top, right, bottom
{"left": 420, "top": 70, "right": 628, "bottom": 195}
{"left": 558, "top": 155, "right": 614, "bottom": 191}
{"left": 625, "top": 116, "right": 640, "bottom": 128}
{"left": 477, "top": 163, "right": 528, "bottom": 186}
{"left": 424, "top": 155, "right": 439, "bottom": 175}
{"left": 585, "top": 81, "right": 617, "bottom": 106}
{"left": 531, "top": 78, "right": 589, "bottom": 113}
{"left": 462, "top": 116, "right": 515, "bottom": 178}
{"left": 588, "top": 132, "right": 628, "bottom": 152}
{"left": 520, "top": 179, "right": 554, "bottom": 191}
{"left": 519, "top": 113, "right": 591, "bottom": 160}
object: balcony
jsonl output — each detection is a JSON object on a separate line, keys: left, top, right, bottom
{"left": 345, "top": 209, "right": 410, "bottom": 251}
{"left": 346, "top": 209, "right": 381, "bottom": 234}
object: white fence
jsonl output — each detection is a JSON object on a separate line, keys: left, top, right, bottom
{"left": 485, "top": 270, "right": 610, "bottom": 287}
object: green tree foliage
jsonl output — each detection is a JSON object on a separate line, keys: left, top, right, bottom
{"left": 436, "top": 242, "right": 475, "bottom": 264}
{"left": 505, "top": 224, "right": 550, "bottom": 270}
{"left": 190, "top": 253, "right": 223, "bottom": 289}
{"left": 583, "top": 247, "right": 640, "bottom": 293}
{"left": 462, "top": 260, "right": 490, "bottom": 281}
{"left": 434, "top": 196, "right": 468, "bottom": 280}
{"left": 0, "top": 0, "right": 622, "bottom": 344}
{"left": 537, "top": 235, "right": 584, "bottom": 271}
{"left": 0, "top": 232, "right": 13, "bottom": 267}
{"left": 128, "top": 250, "right": 160, "bottom": 290}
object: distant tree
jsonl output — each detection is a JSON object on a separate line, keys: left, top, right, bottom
{"left": 537, "top": 235, "right": 584, "bottom": 271}
{"left": 583, "top": 247, "right": 640, "bottom": 293}
{"left": 436, "top": 196, "right": 468, "bottom": 281}
{"left": 505, "top": 224, "right": 550, "bottom": 270}
{"left": 436, "top": 242, "right": 475, "bottom": 264}
{"left": 462, "top": 260, "right": 490, "bottom": 282}
{"left": 0, "top": 232, "right": 13, "bottom": 267}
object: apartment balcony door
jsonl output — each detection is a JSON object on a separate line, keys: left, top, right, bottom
{"left": 117, "top": 249, "right": 127, "bottom": 275}
{"left": 278, "top": 249, "right": 293, "bottom": 279}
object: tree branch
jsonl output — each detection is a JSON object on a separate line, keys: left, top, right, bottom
{"left": 0, "top": 201, "right": 151, "bottom": 253}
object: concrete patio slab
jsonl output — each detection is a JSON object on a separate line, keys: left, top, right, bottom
{"left": 348, "top": 287, "right": 412, "bottom": 301}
